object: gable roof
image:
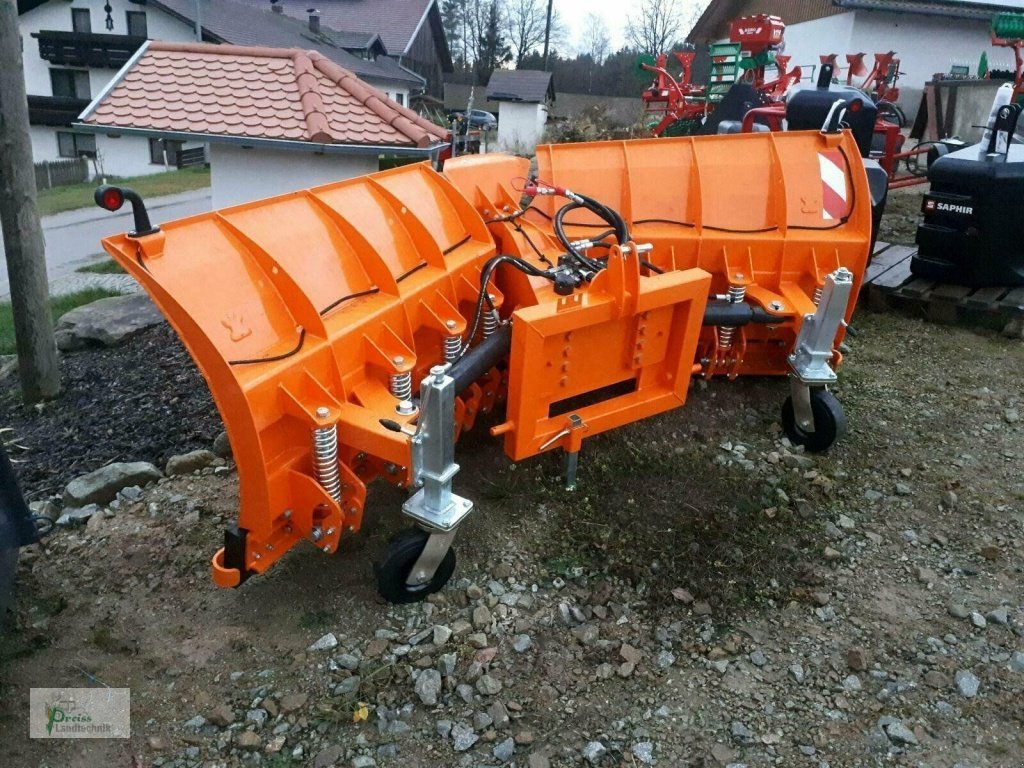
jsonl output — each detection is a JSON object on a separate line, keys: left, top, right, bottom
{"left": 147, "top": 0, "right": 422, "bottom": 88}
{"left": 77, "top": 42, "right": 447, "bottom": 151}
{"left": 231, "top": 0, "right": 439, "bottom": 57}
{"left": 486, "top": 70, "right": 555, "bottom": 104}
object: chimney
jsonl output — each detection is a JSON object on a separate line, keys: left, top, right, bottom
{"left": 308, "top": 10, "right": 320, "bottom": 33}
{"left": 271, "top": 1, "right": 283, "bottom": 14}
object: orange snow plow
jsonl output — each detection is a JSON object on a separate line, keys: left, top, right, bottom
{"left": 96, "top": 126, "right": 873, "bottom": 601}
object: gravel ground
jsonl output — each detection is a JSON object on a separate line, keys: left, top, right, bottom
{"left": 1, "top": 306, "right": 1022, "bottom": 768}
{"left": 877, "top": 188, "right": 925, "bottom": 246}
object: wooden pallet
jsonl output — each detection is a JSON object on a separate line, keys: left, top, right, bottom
{"left": 861, "top": 242, "right": 1024, "bottom": 325}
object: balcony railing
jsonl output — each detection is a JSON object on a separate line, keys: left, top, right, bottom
{"left": 27, "top": 95, "right": 91, "bottom": 127}
{"left": 32, "top": 29, "right": 147, "bottom": 69}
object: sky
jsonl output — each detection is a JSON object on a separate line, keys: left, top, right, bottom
{"left": 557, "top": 0, "right": 706, "bottom": 55}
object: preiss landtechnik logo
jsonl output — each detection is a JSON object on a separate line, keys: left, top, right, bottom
{"left": 29, "top": 688, "right": 130, "bottom": 739}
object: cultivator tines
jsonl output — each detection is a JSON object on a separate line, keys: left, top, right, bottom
{"left": 98, "top": 128, "right": 873, "bottom": 602}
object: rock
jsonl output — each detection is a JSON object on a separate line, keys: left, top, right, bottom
{"left": 1005, "top": 408, "right": 1020, "bottom": 424}
{"left": 279, "top": 692, "right": 307, "bottom": 713}
{"left": 437, "top": 652, "right": 457, "bottom": 677}
{"left": 895, "top": 482, "right": 913, "bottom": 496}
{"left": 883, "top": 720, "right": 918, "bottom": 746}
{"left": 512, "top": 634, "right": 533, "bottom": 652}
{"left": 986, "top": 606, "right": 1010, "bottom": 625}
{"left": 1010, "top": 651, "right": 1024, "bottom": 673}
{"left": 56, "top": 504, "right": 100, "bottom": 527}
{"left": 656, "top": 649, "right": 676, "bottom": 669}
{"left": 528, "top": 753, "right": 551, "bottom": 768}
{"left": 620, "top": 643, "right": 642, "bottom": 664}
{"left": 309, "top": 633, "right": 339, "bottom": 651}
{"left": 64, "top": 462, "right": 162, "bottom": 506}
{"left": 572, "top": 624, "right": 599, "bottom": 644}
{"left": 415, "top": 669, "right": 442, "bottom": 705}
{"left": 582, "top": 741, "right": 607, "bottom": 764}
{"left": 842, "top": 674, "right": 862, "bottom": 692}
{"left": 165, "top": 449, "right": 218, "bottom": 476}
{"left": 1002, "top": 315, "right": 1024, "bottom": 339}
{"left": 493, "top": 737, "right": 515, "bottom": 762}
{"left": 476, "top": 674, "right": 502, "bottom": 695}
{"left": 864, "top": 489, "right": 883, "bottom": 502}
{"left": 451, "top": 723, "right": 479, "bottom": 752}
{"left": 730, "top": 721, "right": 754, "bottom": 744}
{"left": 914, "top": 566, "right": 938, "bottom": 584}
{"left": 837, "top": 514, "right": 856, "bottom": 530}
{"left": 980, "top": 544, "right": 1001, "bottom": 561}
{"left": 941, "top": 490, "right": 958, "bottom": 508}
{"left": 954, "top": 670, "right": 980, "bottom": 698}
{"left": 515, "top": 730, "right": 535, "bottom": 745}
{"left": 54, "top": 293, "right": 164, "bottom": 350}
{"left": 207, "top": 703, "right": 236, "bottom": 726}
{"left": 236, "top": 731, "right": 261, "bottom": 750}
{"left": 632, "top": 742, "right": 654, "bottom": 764}
{"left": 336, "top": 653, "right": 360, "bottom": 670}
{"left": 924, "top": 670, "right": 949, "bottom": 689}
{"left": 246, "top": 708, "right": 267, "bottom": 727}
{"left": 314, "top": 744, "right": 345, "bottom": 768}
{"left": 847, "top": 646, "right": 869, "bottom": 671}
{"left": 823, "top": 546, "right": 843, "bottom": 561}
{"left": 947, "top": 602, "right": 970, "bottom": 619}
{"left": 472, "top": 605, "right": 492, "bottom": 629}
{"left": 183, "top": 715, "right": 206, "bottom": 728}
{"left": 749, "top": 649, "right": 767, "bottom": 667}
{"left": 433, "top": 625, "right": 453, "bottom": 645}
{"left": 334, "top": 676, "right": 360, "bottom": 696}
{"left": 213, "top": 430, "right": 233, "bottom": 459}
{"left": 488, "top": 700, "right": 510, "bottom": 729}
{"left": 970, "top": 612, "right": 987, "bottom": 629}
{"left": 789, "top": 663, "right": 805, "bottom": 683}
{"left": 0, "top": 355, "right": 18, "bottom": 381}
{"left": 351, "top": 757, "right": 376, "bottom": 768}
{"left": 671, "top": 587, "right": 694, "bottom": 603}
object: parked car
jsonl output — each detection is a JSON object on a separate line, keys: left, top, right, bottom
{"left": 448, "top": 109, "right": 497, "bottom": 129}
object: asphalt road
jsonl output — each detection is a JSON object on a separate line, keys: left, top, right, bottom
{"left": 0, "top": 188, "right": 211, "bottom": 299}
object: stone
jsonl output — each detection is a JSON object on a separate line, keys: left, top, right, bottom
{"left": 415, "top": 669, "right": 442, "bottom": 705}
{"left": 941, "top": 490, "right": 958, "bottom": 508}
{"left": 1002, "top": 314, "right": 1024, "bottom": 339}
{"left": 980, "top": 544, "right": 1001, "bottom": 561}
{"left": 165, "top": 449, "right": 219, "bottom": 476}
{"left": 656, "top": 649, "right": 676, "bottom": 669}
{"left": 488, "top": 700, "right": 510, "bottom": 729}
{"left": 336, "top": 653, "right": 360, "bottom": 670}
{"left": 914, "top": 566, "right": 938, "bottom": 584}
{"left": 207, "top": 703, "right": 236, "bottom": 726}
{"left": 334, "top": 676, "right": 360, "bottom": 697}
{"left": 309, "top": 633, "right": 339, "bottom": 651}
{"left": 236, "top": 731, "right": 261, "bottom": 750}
{"left": 823, "top": 546, "right": 843, "bottom": 561}
{"left": 433, "top": 625, "right": 453, "bottom": 645}
{"left": 279, "top": 692, "right": 307, "bottom": 713}
{"left": 364, "top": 638, "right": 389, "bottom": 658}
{"left": 749, "top": 649, "right": 767, "bottom": 667}
{"left": 620, "top": 643, "right": 643, "bottom": 664}
{"left": 472, "top": 605, "right": 492, "bottom": 629}
{"left": 493, "top": 737, "right": 515, "bottom": 762}
{"left": 351, "top": 757, "right": 376, "bottom": 768}
{"left": 947, "top": 602, "right": 970, "bottom": 619}
{"left": 632, "top": 741, "right": 655, "bottom": 764}
{"left": 476, "top": 674, "right": 502, "bottom": 695}
{"left": 842, "top": 674, "right": 862, "bottom": 692}
{"left": 314, "top": 745, "right": 345, "bottom": 768}
{"left": 183, "top": 715, "right": 206, "bottom": 728}
{"left": 54, "top": 293, "right": 164, "bottom": 351}
{"left": 582, "top": 741, "right": 607, "bottom": 764}
{"left": 986, "top": 607, "right": 1010, "bottom": 626}
{"left": 528, "top": 753, "right": 551, "bottom": 768}
{"left": 895, "top": 482, "right": 913, "bottom": 496}
{"left": 884, "top": 721, "right": 918, "bottom": 746}
{"left": 847, "top": 647, "right": 869, "bottom": 671}
{"left": 1005, "top": 408, "right": 1020, "bottom": 424}
{"left": 789, "top": 663, "right": 805, "bottom": 683}
{"left": 512, "top": 634, "right": 533, "bottom": 652}
{"left": 970, "top": 612, "right": 987, "bottom": 629}
{"left": 572, "top": 624, "right": 599, "bottom": 645}
{"left": 730, "top": 721, "right": 754, "bottom": 744}
{"left": 437, "top": 652, "right": 457, "bottom": 677}
{"left": 1010, "top": 651, "right": 1024, "bottom": 673}
{"left": 923, "top": 670, "right": 949, "bottom": 689}
{"left": 64, "top": 462, "right": 162, "bottom": 506}
{"left": 837, "top": 514, "right": 856, "bottom": 530}
{"left": 213, "top": 430, "right": 232, "bottom": 459}
{"left": 451, "top": 723, "right": 479, "bottom": 752}
{"left": 954, "top": 670, "right": 980, "bottom": 698}
{"left": 56, "top": 504, "right": 100, "bottom": 527}
{"left": 246, "top": 708, "right": 267, "bottom": 727}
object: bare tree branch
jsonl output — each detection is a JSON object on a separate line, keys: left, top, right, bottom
{"left": 625, "top": 0, "right": 685, "bottom": 55}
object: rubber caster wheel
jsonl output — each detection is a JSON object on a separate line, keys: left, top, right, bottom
{"left": 781, "top": 389, "right": 847, "bottom": 453}
{"left": 374, "top": 528, "right": 456, "bottom": 604}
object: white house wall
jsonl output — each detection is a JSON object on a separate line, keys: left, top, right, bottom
{"left": 781, "top": 13, "right": 856, "bottom": 79}
{"left": 496, "top": 102, "right": 547, "bottom": 154}
{"left": 209, "top": 144, "right": 381, "bottom": 208}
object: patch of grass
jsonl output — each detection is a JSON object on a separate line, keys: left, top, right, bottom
{"left": 76, "top": 259, "right": 125, "bottom": 275}
{"left": 0, "top": 287, "right": 123, "bottom": 355}
{"left": 298, "top": 609, "right": 332, "bottom": 630}
{"left": 37, "top": 166, "right": 210, "bottom": 217}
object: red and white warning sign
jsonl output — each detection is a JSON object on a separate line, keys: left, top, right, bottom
{"left": 817, "top": 150, "right": 849, "bottom": 221}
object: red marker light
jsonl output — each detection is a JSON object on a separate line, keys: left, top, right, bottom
{"left": 849, "top": 100, "right": 862, "bottom": 112}
{"left": 95, "top": 185, "right": 124, "bottom": 211}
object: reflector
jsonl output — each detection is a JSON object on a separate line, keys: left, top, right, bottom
{"left": 95, "top": 186, "right": 124, "bottom": 211}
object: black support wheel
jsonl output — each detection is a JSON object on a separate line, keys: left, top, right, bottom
{"left": 374, "top": 528, "right": 456, "bottom": 604}
{"left": 781, "top": 388, "right": 847, "bottom": 453}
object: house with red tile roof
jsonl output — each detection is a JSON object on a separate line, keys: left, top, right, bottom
{"left": 16, "top": 0, "right": 450, "bottom": 178}
{"left": 76, "top": 42, "right": 449, "bottom": 207}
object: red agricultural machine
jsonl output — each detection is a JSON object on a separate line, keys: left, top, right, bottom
{"left": 94, "top": 112, "right": 885, "bottom": 602}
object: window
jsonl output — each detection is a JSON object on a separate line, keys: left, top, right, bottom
{"left": 149, "top": 138, "right": 184, "bottom": 165}
{"left": 71, "top": 8, "right": 91, "bottom": 33}
{"left": 126, "top": 11, "right": 148, "bottom": 37}
{"left": 57, "top": 131, "right": 96, "bottom": 158}
{"left": 50, "top": 69, "right": 91, "bottom": 99}
{"left": 395, "top": 93, "right": 404, "bottom": 106}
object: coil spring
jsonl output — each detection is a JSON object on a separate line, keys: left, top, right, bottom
{"left": 482, "top": 310, "right": 499, "bottom": 339}
{"left": 718, "top": 284, "right": 746, "bottom": 350}
{"left": 813, "top": 285, "right": 823, "bottom": 306}
{"left": 389, "top": 371, "right": 412, "bottom": 401}
{"left": 312, "top": 423, "right": 342, "bottom": 503}
{"left": 443, "top": 334, "right": 462, "bottom": 364}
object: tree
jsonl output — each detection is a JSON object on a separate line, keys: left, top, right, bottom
{"left": 580, "top": 12, "right": 610, "bottom": 65}
{"left": 476, "top": 0, "right": 511, "bottom": 84}
{"left": 0, "top": 0, "right": 60, "bottom": 403}
{"left": 504, "top": 0, "right": 546, "bottom": 67}
{"left": 625, "top": 0, "right": 684, "bottom": 55}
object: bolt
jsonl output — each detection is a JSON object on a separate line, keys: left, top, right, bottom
{"left": 283, "top": 509, "right": 292, "bottom": 519}
{"left": 446, "top": 319, "right": 457, "bottom": 330}
{"left": 311, "top": 527, "right": 323, "bottom": 542}
{"left": 396, "top": 399, "right": 416, "bottom": 415}
{"left": 284, "top": 525, "right": 293, "bottom": 534}
{"left": 348, "top": 507, "right": 357, "bottom": 515}
{"left": 265, "top": 543, "right": 273, "bottom": 551}
{"left": 315, "top": 406, "right": 330, "bottom": 419}
{"left": 323, "top": 545, "right": 332, "bottom": 554}
{"left": 392, "top": 356, "right": 405, "bottom": 366}
{"left": 346, "top": 525, "right": 355, "bottom": 532}
{"left": 253, "top": 553, "right": 261, "bottom": 561}
{"left": 326, "top": 527, "right": 335, "bottom": 536}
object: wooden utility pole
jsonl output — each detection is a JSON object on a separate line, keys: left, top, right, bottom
{"left": 0, "top": 0, "right": 60, "bottom": 403}
{"left": 542, "top": 0, "right": 554, "bottom": 70}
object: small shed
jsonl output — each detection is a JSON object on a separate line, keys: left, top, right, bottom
{"left": 76, "top": 41, "right": 448, "bottom": 207}
{"left": 486, "top": 69, "right": 554, "bottom": 154}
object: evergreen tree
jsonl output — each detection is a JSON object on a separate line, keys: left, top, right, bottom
{"left": 475, "top": 1, "right": 511, "bottom": 84}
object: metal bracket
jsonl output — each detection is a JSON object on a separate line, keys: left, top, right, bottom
{"left": 406, "top": 529, "right": 457, "bottom": 587}
{"left": 789, "top": 376, "right": 815, "bottom": 433}
{"left": 403, "top": 365, "right": 474, "bottom": 532}
{"left": 788, "top": 267, "right": 853, "bottom": 386}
